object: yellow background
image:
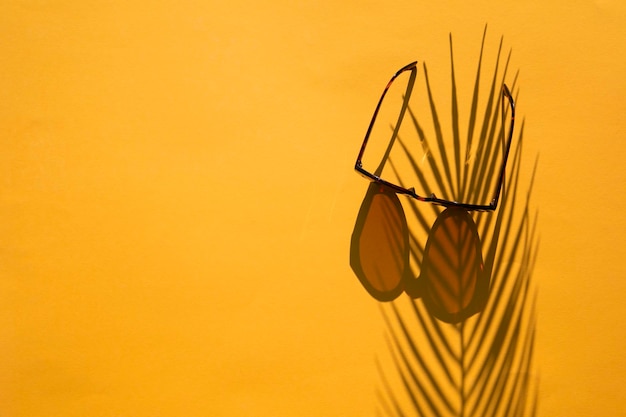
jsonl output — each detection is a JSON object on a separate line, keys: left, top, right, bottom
{"left": 1, "top": 1, "right": 625, "bottom": 416}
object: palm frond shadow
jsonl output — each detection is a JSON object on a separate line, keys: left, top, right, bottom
{"left": 374, "top": 30, "right": 539, "bottom": 417}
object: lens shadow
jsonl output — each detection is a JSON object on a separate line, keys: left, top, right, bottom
{"left": 406, "top": 207, "right": 489, "bottom": 324}
{"left": 350, "top": 182, "right": 410, "bottom": 302}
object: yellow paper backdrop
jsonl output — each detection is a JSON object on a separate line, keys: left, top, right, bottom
{"left": 1, "top": 1, "right": 625, "bottom": 416}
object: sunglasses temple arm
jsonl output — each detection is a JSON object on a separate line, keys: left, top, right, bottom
{"left": 355, "top": 62, "right": 418, "bottom": 172}
{"left": 373, "top": 65, "right": 418, "bottom": 176}
{"left": 355, "top": 83, "right": 390, "bottom": 168}
{"left": 490, "top": 85, "right": 516, "bottom": 209}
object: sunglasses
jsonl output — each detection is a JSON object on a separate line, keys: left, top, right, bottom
{"left": 355, "top": 61, "right": 515, "bottom": 211}
{"left": 351, "top": 61, "right": 515, "bottom": 321}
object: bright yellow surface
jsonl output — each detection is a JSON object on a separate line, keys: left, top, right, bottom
{"left": 1, "top": 1, "right": 626, "bottom": 416}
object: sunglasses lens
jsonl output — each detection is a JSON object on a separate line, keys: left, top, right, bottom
{"left": 350, "top": 183, "right": 409, "bottom": 301}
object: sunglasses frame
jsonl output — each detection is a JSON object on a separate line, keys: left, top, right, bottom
{"left": 355, "top": 61, "right": 516, "bottom": 212}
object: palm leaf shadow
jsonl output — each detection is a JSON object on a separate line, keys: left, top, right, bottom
{"left": 376, "top": 29, "right": 539, "bottom": 417}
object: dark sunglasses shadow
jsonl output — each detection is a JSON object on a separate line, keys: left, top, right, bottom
{"left": 351, "top": 190, "right": 489, "bottom": 323}
{"left": 350, "top": 26, "right": 539, "bottom": 417}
